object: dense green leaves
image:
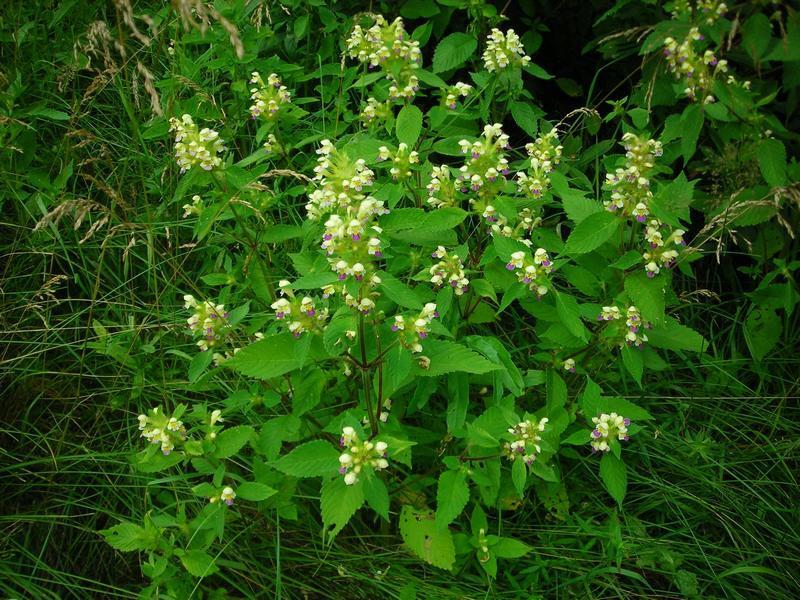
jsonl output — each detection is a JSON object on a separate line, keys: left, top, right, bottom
{"left": 432, "top": 33, "right": 477, "bottom": 73}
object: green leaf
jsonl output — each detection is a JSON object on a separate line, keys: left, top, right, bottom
{"left": 396, "top": 104, "right": 423, "bottom": 148}
{"left": 492, "top": 537, "right": 531, "bottom": 559}
{"left": 399, "top": 505, "right": 456, "bottom": 570}
{"left": 523, "top": 62, "right": 554, "bottom": 79}
{"left": 610, "top": 250, "right": 643, "bottom": 270}
{"left": 236, "top": 482, "right": 277, "bottom": 502}
{"left": 624, "top": 271, "right": 665, "bottom": 325}
{"left": 432, "top": 32, "right": 477, "bottom": 73}
{"left": 363, "top": 476, "right": 390, "bottom": 521}
{"left": 415, "top": 340, "right": 503, "bottom": 376}
{"left": 100, "top": 522, "right": 157, "bottom": 552}
{"left": 647, "top": 317, "right": 707, "bottom": 353}
{"left": 379, "top": 271, "right": 423, "bottom": 309}
{"left": 436, "top": 470, "right": 470, "bottom": 529}
{"left": 563, "top": 211, "right": 619, "bottom": 255}
{"left": 744, "top": 307, "right": 782, "bottom": 361}
{"left": 741, "top": 13, "right": 772, "bottom": 61}
{"left": 555, "top": 291, "right": 588, "bottom": 342}
{"left": 214, "top": 425, "right": 254, "bottom": 459}
{"left": 510, "top": 101, "right": 543, "bottom": 137}
{"left": 757, "top": 138, "right": 787, "bottom": 187}
{"left": 680, "top": 103, "right": 704, "bottom": 164}
{"left": 274, "top": 440, "right": 340, "bottom": 478}
{"left": 470, "top": 504, "right": 488, "bottom": 536}
{"left": 382, "top": 207, "right": 467, "bottom": 233}
{"left": 321, "top": 477, "right": 365, "bottom": 542}
{"left": 263, "top": 224, "right": 304, "bottom": 243}
{"left": 180, "top": 549, "right": 219, "bottom": 577}
{"left": 188, "top": 350, "right": 214, "bottom": 383}
{"left": 511, "top": 458, "right": 527, "bottom": 498}
{"left": 651, "top": 172, "right": 695, "bottom": 226}
{"left": 621, "top": 344, "right": 643, "bottom": 386}
{"left": 226, "top": 333, "right": 310, "bottom": 379}
{"left": 446, "top": 371, "right": 469, "bottom": 432}
{"left": 562, "top": 194, "right": 603, "bottom": 225}
{"left": 599, "top": 452, "right": 627, "bottom": 507}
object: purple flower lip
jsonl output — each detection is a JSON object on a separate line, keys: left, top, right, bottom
{"left": 471, "top": 152, "right": 481, "bottom": 159}
{"left": 592, "top": 430, "right": 602, "bottom": 438}
{"left": 276, "top": 311, "right": 285, "bottom": 319}
{"left": 338, "top": 274, "right": 347, "bottom": 281}
{"left": 541, "top": 260, "right": 551, "bottom": 267}
{"left": 351, "top": 234, "right": 360, "bottom": 241}
{"left": 323, "top": 234, "right": 332, "bottom": 241}
{"left": 647, "top": 271, "right": 655, "bottom": 278}
{"left": 623, "top": 418, "right": 631, "bottom": 426}
{"left": 418, "top": 332, "right": 427, "bottom": 339}
{"left": 338, "top": 466, "right": 347, "bottom": 474}
{"left": 637, "top": 215, "right": 646, "bottom": 223}
{"left": 293, "top": 332, "right": 302, "bottom": 338}
{"left": 506, "top": 263, "right": 515, "bottom": 271}
{"left": 391, "top": 325, "right": 399, "bottom": 331}
{"left": 225, "top": 499, "right": 234, "bottom": 506}
{"left": 306, "top": 309, "right": 315, "bottom": 317}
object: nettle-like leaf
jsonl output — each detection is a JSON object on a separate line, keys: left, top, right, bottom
{"left": 236, "top": 482, "right": 277, "bottom": 502}
{"left": 226, "top": 333, "right": 311, "bottom": 379}
{"left": 432, "top": 32, "right": 477, "bottom": 73}
{"left": 396, "top": 104, "right": 423, "bottom": 148}
{"left": 435, "top": 469, "right": 470, "bottom": 529}
{"left": 100, "top": 522, "right": 158, "bottom": 552}
{"left": 646, "top": 317, "right": 707, "bottom": 353}
{"left": 414, "top": 339, "right": 503, "bottom": 377}
{"left": 321, "top": 476, "right": 365, "bottom": 542}
{"left": 563, "top": 211, "right": 620, "bottom": 255}
{"left": 214, "top": 425, "right": 254, "bottom": 459}
{"left": 399, "top": 505, "right": 456, "bottom": 570}
{"left": 599, "top": 452, "right": 627, "bottom": 507}
{"left": 274, "top": 440, "right": 340, "bottom": 478}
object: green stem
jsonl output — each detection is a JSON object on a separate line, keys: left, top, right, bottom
{"left": 358, "top": 313, "right": 378, "bottom": 438}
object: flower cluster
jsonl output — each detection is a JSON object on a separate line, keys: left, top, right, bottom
{"left": 457, "top": 123, "right": 510, "bottom": 197}
{"left": 563, "top": 358, "right": 576, "bottom": 373}
{"left": 391, "top": 302, "right": 438, "bottom": 353}
{"left": 503, "top": 417, "right": 549, "bottom": 465}
{"left": 516, "top": 129, "right": 563, "bottom": 198}
{"left": 426, "top": 165, "right": 458, "bottom": 209}
{"left": 482, "top": 28, "right": 531, "bottom": 72}
{"left": 441, "top": 81, "right": 472, "bottom": 109}
{"left": 604, "top": 133, "right": 662, "bottom": 222}
{"left": 270, "top": 280, "right": 329, "bottom": 338}
{"left": 184, "top": 294, "right": 231, "bottom": 351}
{"left": 505, "top": 248, "right": 553, "bottom": 298}
{"left": 590, "top": 413, "right": 631, "bottom": 453}
{"left": 360, "top": 96, "right": 392, "bottom": 126}
{"left": 430, "top": 246, "right": 469, "bottom": 295}
{"left": 486, "top": 207, "right": 542, "bottom": 247}
{"left": 208, "top": 485, "right": 236, "bottom": 506}
{"left": 346, "top": 15, "right": 421, "bottom": 101}
{"left": 138, "top": 407, "right": 187, "bottom": 455}
{"left": 642, "top": 219, "right": 686, "bottom": 278}
{"left": 262, "top": 133, "right": 278, "bottom": 153}
{"left": 169, "top": 114, "right": 225, "bottom": 173}
{"left": 597, "top": 305, "right": 650, "bottom": 347}
{"left": 663, "top": 27, "right": 728, "bottom": 102}
{"left": 182, "top": 194, "right": 203, "bottom": 218}
{"left": 338, "top": 426, "right": 389, "bottom": 485}
{"left": 377, "top": 143, "right": 419, "bottom": 181}
{"left": 307, "top": 140, "right": 389, "bottom": 285}
{"left": 248, "top": 72, "right": 292, "bottom": 119}
{"left": 671, "top": 0, "right": 728, "bottom": 25}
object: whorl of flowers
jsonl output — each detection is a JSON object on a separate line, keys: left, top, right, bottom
{"left": 391, "top": 302, "right": 438, "bottom": 354}
{"left": 590, "top": 413, "right": 631, "bottom": 453}
{"left": 482, "top": 28, "right": 531, "bottom": 72}
{"left": 597, "top": 304, "right": 650, "bottom": 347}
{"left": 442, "top": 81, "right": 472, "bottom": 110}
{"left": 505, "top": 248, "right": 553, "bottom": 298}
{"left": 346, "top": 15, "right": 421, "bottom": 101}
{"left": 169, "top": 114, "right": 225, "bottom": 173}
{"left": 338, "top": 426, "right": 389, "bottom": 485}
{"left": 457, "top": 123, "right": 510, "bottom": 196}
{"left": 270, "top": 280, "right": 329, "bottom": 338}
{"left": 184, "top": 294, "right": 231, "bottom": 351}
{"left": 306, "top": 140, "right": 389, "bottom": 284}
{"left": 671, "top": 0, "right": 728, "bottom": 26}
{"left": 603, "top": 133, "right": 662, "bottom": 222}
{"left": 360, "top": 96, "right": 391, "bottom": 126}
{"left": 487, "top": 207, "right": 542, "bottom": 248}
{"left": 430, "top": 246, "right": 469, "bottom": 296}
{"left": 503, "top": 417, "right": 549, "bottom": 465}
{"left": 663, "top": 26, "right": 728, "bottom": 102}
{"left": 642, "top": 219, "right": 686, "bottom": 278}
{"left": 182, "top": 194, "right": 203, "bottom": 218}
{"left": 248, "top": 72, "right": 292, "bottom": 119}
{"left": 516, "top": 129, "right": 563, "bottom": 198}
{"left": 377, "top": 143, "right": 419, "bottom": 181}
{"left": 427, "top": 165, "right": 458, "bottom": 209}
{"left": 138, "top": 407, "right": 187, "bottom": 455}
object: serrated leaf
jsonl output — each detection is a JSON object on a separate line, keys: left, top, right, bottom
{"left": 621, "top": 344, "right": 643, "bottom": 386}
{"left": 650, "top": 172, "right": 695, "bottom": 226}
{"left": 399, "top": 505, "right": 456, "bottom": 570}
{"left": 624, "top": 271, "right": 665, "bottom": 325}
{"left": 236, "top": 482, "right": 277, "bottom": 501}
{"left": 563, "top": 211, "right": 619, "bottom": 255}
{"left": 647, "top": 317, "right": 706, "bottom": 353}
{"left": 363, "top": 476, "right": 390, "bottom": 521}
{"left": 555, "top": 291, "right": 588, "bottom": 342}
{"left": 214, "top": 425, "right": 254, "bottom": 459}
{"left": 492, "top": 537, "right": 531, "bottom": 559}
{"left": 321, "top": 477, "right": 365, "bottom": 542}
{"left": 433, "top": 33, "right": 477, "bottom": 73}
{"left": 396, "top": 104, "right": 423, "bottom": 148}
{"left": 100, "top": 522, "right": 157, "bottom": 552}
{"left": 757, "top": 138, "right": 787, "bottom": 187}
{"left": 511, "top": 458, "right": 527, "bottom": 498}
{"left": 744, "top": 307, "right": 781, "bottom": 361}
{"left": 188, "top": 350, "right": 214, "bottom": 383}
{"left": 435, "top": 470, "right": 470, "bottom": 529}
{"left": 510, "top": 101, "right": 543, "bottom": 137}
{"left": 135, "top": 451, "right": 184, "bottom": 473}
{"left": 226, "top": 333, "right": 310, "bottom": 379}
{"left": 379, "top": 271, "right": 423, "bottom": 309}
{"left": 415, "top": 340, "right": 503, "bottom": 376}
{"left": 382, "top": 207, "right": 467, "bottom": 233}
{"left": 274, "top": 440, "right": 339, "bottom": 477}
{"left": 180, "top": 550, "right": 219, "bottom": 577}
{"left": 680, "top": 103, "right": 704, "bottom": 164}
{"left": 562, "top": 194, "right": 603, "bottom": 224}
{"left": 599, "top": 452, "right": 627, "bottom": 507}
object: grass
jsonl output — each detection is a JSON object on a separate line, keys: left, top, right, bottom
{"left": 2, "top": 1, "right": 799, "bottom": 599}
